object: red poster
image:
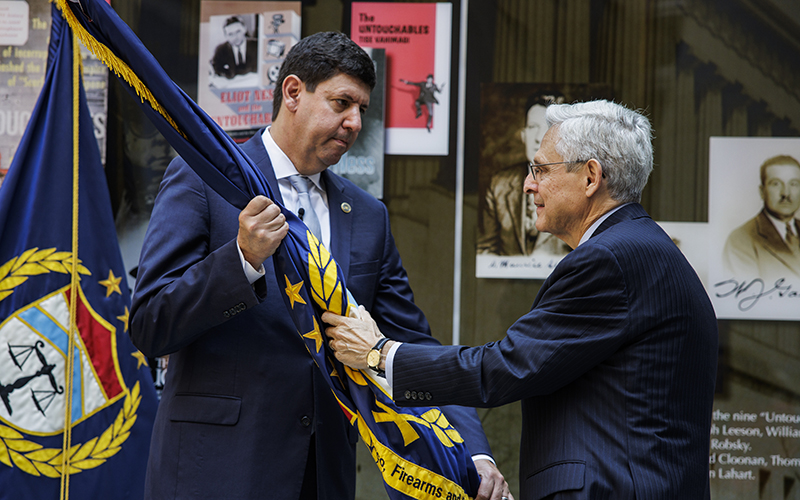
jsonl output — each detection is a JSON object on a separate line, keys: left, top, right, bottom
{"left": 351, "top": 2, "right": 452, "bottom": 155}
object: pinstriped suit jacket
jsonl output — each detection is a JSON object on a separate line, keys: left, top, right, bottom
{"left": 393, "top": 203, "right": 718, "bottom": 500}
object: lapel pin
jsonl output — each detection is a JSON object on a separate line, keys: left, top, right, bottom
{"left": 340, "top": 202, "right": 352, "bottom": 214}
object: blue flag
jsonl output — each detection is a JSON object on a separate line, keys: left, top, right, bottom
{"left": 53, "top": 0, "right": 481, "bottom": 497}
{"left": 0, "top": 6, "right": 157, "bottom": 499}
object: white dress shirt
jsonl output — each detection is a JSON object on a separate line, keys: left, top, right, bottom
{"left": 237, "top": 127, "right": 331, "bottom": 283}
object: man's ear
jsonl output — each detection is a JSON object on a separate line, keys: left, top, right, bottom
{"left": 282, "top": 75, "right": 303, "bottom": 113}
{"left": 585, "top": 159, "right": 603, "bottom": 197}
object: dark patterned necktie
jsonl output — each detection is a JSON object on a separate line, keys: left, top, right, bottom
{"left": 787, "top": 222, "right": 799, "bottom": 251}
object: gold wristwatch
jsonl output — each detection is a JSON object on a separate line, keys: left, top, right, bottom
{"left": 367, "top": 337, "right": 390, "bottom": 373}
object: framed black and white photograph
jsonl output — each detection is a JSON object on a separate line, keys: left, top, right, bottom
{"left": 708, "top": 137, "right": 800, "bottom": 320}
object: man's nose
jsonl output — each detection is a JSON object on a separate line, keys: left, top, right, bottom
{"left": 524, "top": 172, "right": 538, "bottom": 193}
{"left": 343, "top": 106, "right": 362, "bottom": 132}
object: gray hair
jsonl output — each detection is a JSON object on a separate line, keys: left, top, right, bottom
{"left": 545, "top": 100, "right": 653, "bottom": 203}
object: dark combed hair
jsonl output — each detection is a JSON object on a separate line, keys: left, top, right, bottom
{"left": 524, "top": 90, "right": 565, "bottom": 115}
{"left": 272, "top": 31, "right": 376, "bottom": 121}
{"left": 759, "top": 155, "right": 800, "bottom": 185}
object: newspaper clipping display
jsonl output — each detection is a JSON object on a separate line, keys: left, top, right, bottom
{"left": 0, "top": 0, "right": 108, "bottom": 188}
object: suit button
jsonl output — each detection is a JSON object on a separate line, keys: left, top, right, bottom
{"left": 411, "top": 391, "right": 418, "bottom": 400}
{"left": 300, "top": 416, "right": 311, "bottom": 427}
{"left": 223, "top": 311, "right": 230, "bottom": 318}
{"left": 425, "top": 392, "right": 432, "bottom": 400}
{"left": 404, "top": 390, "right": 412, "bottom": 400}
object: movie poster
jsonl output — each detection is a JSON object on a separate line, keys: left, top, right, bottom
{"left": 708, "top": 137, "right": 800, "bottom": 321}
{"left": 197, "top": 1, "right": 300, "bottom": 143}
{"left": 350, "top": 2, "right": 451, "bottom": 155}
{"left": 328, "top": 48, "right": 385, "bottom": 199}
{"left": 475, "top": 83, "right": 611, "bottom": 279}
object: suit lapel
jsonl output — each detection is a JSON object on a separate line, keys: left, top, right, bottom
{"left": 321, "top": 170, "right": 353, "bottom": 277}
{"left": 755, "top": 210, "right": 800, "bottom": 273}
{"left": 240, "top": 130, "right": 284, "bottom": 205}
{"left": 755, "top": 210, "right": 790, "bottom": 252}
{"left": 239, "top": 133, "right": 353, "bottom": 275}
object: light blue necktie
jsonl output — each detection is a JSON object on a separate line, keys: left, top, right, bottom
{"left": 289, "top": 175, "right": 322, "bottom": 241}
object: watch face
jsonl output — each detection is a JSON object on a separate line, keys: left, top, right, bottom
{"left": 367, "top": 349, "right": 380, "bottom": 369}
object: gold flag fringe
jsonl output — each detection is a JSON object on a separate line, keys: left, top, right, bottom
{"left": 52, "top": 0, "right": 185, "bottom": 138}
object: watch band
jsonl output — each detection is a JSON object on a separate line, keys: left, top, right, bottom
{"left": 369, "top": 337, "right": 390, "bottom": 373}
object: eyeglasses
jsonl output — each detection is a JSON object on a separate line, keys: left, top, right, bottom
{"left": 528, "top": 160, "right": 587, "bottom": 181}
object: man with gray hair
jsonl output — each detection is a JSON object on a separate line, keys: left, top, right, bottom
{"left": 324, "top": 100, "right": 719, "bottom": 499}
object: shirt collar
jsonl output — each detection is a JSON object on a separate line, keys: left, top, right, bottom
{"left": 261, "top": 127, "right": 323, "bottom": 190}
{"left": 577, "top": 203, "right": 629, "bottom": 247}
{"left": 764, "top": 210, "right": 792, "bottom": 240}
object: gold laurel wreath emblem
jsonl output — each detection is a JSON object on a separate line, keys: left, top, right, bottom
{"left": 0, "top": 381, "right": 142, "bottom": 477}
{"left": 344, "top": 367, "right": 465, "bottom": 449}
{"left": 306, "top": 232, "right": 350, "bottom": 315}
{"left": 1, "top": 248, "right": 136, "bottom": 476}
{"left": 0, "top": 247, "right": 91, "bottom": 303}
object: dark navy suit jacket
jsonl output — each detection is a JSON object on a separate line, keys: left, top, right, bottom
{"left": 130, "top": 132, "right": 491, "bottom": 499}
{"left": 393, "top": 204, "right": 718, "bottom": 500}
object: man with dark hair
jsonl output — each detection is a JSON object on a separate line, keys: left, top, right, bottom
{"left": 478, "top": 90, "right": 570, "bottom": 257}
{"left": 723, "top": 154, "right": 800, "bottom": 279}
{"left": 131, "top": 31, "right": 507, "bottom": 500}
{"left": 211, "top": 15, "right": 258, "bottom": 79}
{"left": 325, "top": 100, "right": 719, "bottom": 500}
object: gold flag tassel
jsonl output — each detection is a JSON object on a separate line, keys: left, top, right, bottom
{"left": 52, "top": 0, "right": 184, "bottom": 137}
{"left": 59, "top": 31, "right": 82, "bottom": 500}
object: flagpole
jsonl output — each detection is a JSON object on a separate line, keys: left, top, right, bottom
{"left": 452, "top": 0, "right": 468, "bottom": 346}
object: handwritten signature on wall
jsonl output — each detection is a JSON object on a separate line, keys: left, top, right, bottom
{"left": 714, "top": 277, "right": 800, "bottom": 311}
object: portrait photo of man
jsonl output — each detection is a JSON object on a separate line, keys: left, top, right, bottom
{"left": 478, "top": 89, "right": 569, "bottom": 258}
{"left": 476, "top": 84, "right": 610, "bottom": 279}
{"left": 723, "top": 154, "right": 800, "bottom": 279}
{"left": 210, "top": 15, "right": 258, "bottom": 80}
{"left": 708, "top": 137, "right": 800, "bottom": 320}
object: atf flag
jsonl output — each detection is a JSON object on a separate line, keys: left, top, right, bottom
{"left": 54, "top": 0, "right": 480, "bottom": 497}
{"left": 0, "top": 6, "right": 157, "bottom": 499}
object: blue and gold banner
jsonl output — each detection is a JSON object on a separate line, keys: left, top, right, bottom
{"left": 52, "top": 0, "right": 480, "bottom": 497}
{"left": 0, "top": 6, "right": 157, "bottom": 499}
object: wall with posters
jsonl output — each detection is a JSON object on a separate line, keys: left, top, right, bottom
{"left": 4, "top": 0, "right": 797, "bottom": 498}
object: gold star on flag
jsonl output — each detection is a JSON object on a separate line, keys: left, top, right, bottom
{"left": 284, "top": 275, "right": 306, "bottom": 309}
{"left": 303, "top": 317, "right": 323, "bottom": 353}
{"left": 117, "top": 306, "right": 130, "bottom": 333}
{"left": 99, "top": 269, "right": 122, "bottom": 297}
{"left": 131, "top": 350, "right": 148, "bottom": 369}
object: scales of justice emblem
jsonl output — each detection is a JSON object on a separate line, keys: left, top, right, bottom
{"left": 2, "top": 340, "right": 63, "bottom": 419}
{"left": 0, "top": 249, "right": 142, "bottom": 477}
